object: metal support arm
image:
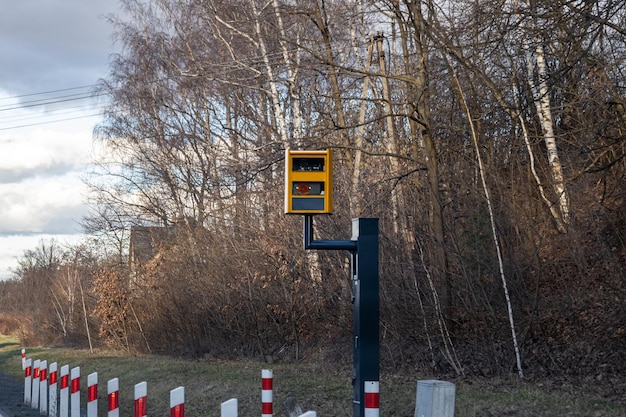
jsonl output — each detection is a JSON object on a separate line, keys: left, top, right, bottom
{"left": 303, "top": 215, "right": 357, "bottom": 251}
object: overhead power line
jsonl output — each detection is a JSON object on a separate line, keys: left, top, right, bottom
{"left": 0, "top": 85, "right": 97, "bottom": 101}
{"left": 0, "top": 113, "right": 104, "bottom": 131}
{"left": 0, "top": 85, "right": 109, "bottom": 131}
{"left": 0, "top": 93, "right": 108, "bottom": 112}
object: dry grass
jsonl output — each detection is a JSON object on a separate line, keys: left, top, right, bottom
{"left": 1, "top": 336, "right": 626, "bottom": 416}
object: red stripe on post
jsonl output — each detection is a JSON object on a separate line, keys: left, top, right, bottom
{"left": 262, "top": 403, "right": 273, "bottom": 415}
{"left": 134, "top": 397, "right": 146, "bottom": 417}
{"left": 88, "top": 384, "right": 98, "bottom": 402}
{"left": 40, "top": 369, "right": 47, "bottom": 381}
{"left": 34, "top": 368, "right": 40, "bottom": 379}
{"left": 262, "top": 378, "right": 272, "bottom": 390}
{"left": 71, "top": 377, "right": 80, "bottom": 394}
{"left": 61, "top": 375, "right": 69, "bottom": 389}
{"left": 170, "top": 404, "right": 184, "bottom": 417}
{"left": 25, "top": 366, "right": 32, "bottom": 378}
{"left": 108, "top": 392, "right": 119, "bottom": 411}
{"left": 50, "top": 371, "right": 58, "bottom": 385}
{"left": 365, "top": 392, "right": 379, "bottom": 409}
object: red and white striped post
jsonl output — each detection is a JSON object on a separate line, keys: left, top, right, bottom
{"left": 261, "top": 369, "right": 273, "bottom": 417}
{"left": 87, "top": 372, "right": 98, "bottom": 417}
{"left": 364, "top": 381, "right": 380, "bottom": 417}
{"left": 24, "top": 358, "right": 32, "bottom": 406}
{"left": 170, "top": 387, "right": 184, "bottom": 417}
{"left": 32, "top": 359, "right": 41, "bottom": 410}
{"left": 70, "top": 367, "right": 80, "bottom": 417}
{"left": 107, "top": 378, "right": 119, "bottom": 417}
{"left": 134, "top": 382, "right": 147, "bottom": 417}
{"left": 39, "top": 360, "right": 48, "bottom": 415}
{"left": 59, "top": 365, "right": 69, "bottom": 417}
{"left": 49, "top": 363, "right": 58, "bottom": 417}
{"left": 22, "top": 348, "right": 26, "bottom": 370}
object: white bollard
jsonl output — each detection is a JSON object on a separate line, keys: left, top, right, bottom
{"left": 49, "top": 363, "right": 58, "bottom": 417}
{"left": 221, "top": 398, "right": 237, "bottom": 417}
{"left": 87, "top": 372, "right": 98, "bottom": 417}
{"left": 134, "top": 382, "right": 147, "bottom": 417}
{"left": 24, "top": 358, "right": 33, "bottom": 405}
{"left": 414, "top": 380, "right": 455, "bottom": 417}
{"left": 22, "top": 349, "right": 26, "bottom": 370}
{"left": 59, "top": 365, "right": 70, "bottom": 417}
{"left": 32, "top": 359, "right": 41, "bottom": 410}
{"left": 364, "top": 381, "right": 380, "bottom": 417}
{"left": 299, "top": 413, "right": 316, "bottom": 417}
{"left": 70, "top": 367, "right": 80, "bottom": 417}
{"left": 261, "top": 369, "right": 273, "bottom": 417}
{"left": 39, "top": 360, "right": 48, "bottom": 415}
{"left": 107, "top": 378, "right": 119, "bottom": 417}
{"left": 170, "top": 387, "right": 184, "bottom": 417}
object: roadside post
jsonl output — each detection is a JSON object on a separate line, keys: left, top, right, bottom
{"left": 285, "top": 148, "right": 380, "bottom": 417}
{"left": 49, "top": 362, "right": 58, "bottom": 417}
{"left": 24, "top": 358, "right": 32, "bottom": 406}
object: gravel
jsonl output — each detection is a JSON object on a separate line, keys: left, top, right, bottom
{"left": 0, "top": 372, "right": 43, "bottom": 417}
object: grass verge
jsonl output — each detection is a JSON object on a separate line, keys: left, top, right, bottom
{"left": 1, "top": 336, "right": 625, "bottom": 416}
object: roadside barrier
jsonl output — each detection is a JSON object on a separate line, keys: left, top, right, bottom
{"left": 40, "top": 360, "right": 48, "bottom": 415}
{"left": 170, "top": 386, "right": 184, "bottom": 417}
{"left": 70, "top": 367, "right": 80, "bottom": 417}
{"left": 261, "top": 369, "right": 273, "bottom": 417}
{"left": 49, "top": 363, "right": 58, "bottom": 417}
{"left": 32, "top": 359, "right": 40, "bottom": 410}
{"left": 59, "top": 365, "right": 69, "bottom": 417}
{"left": 22, "top": 351, "right": 328, "bottom": 417}
{"left": 88, "top": 373, "right": 98, "bottom": 417}
{"left": 24, "top": 358, "right": 32, "bottom": 405}
{"left": 107, "top": 378, "right": 119, "bottom": 417}
{"left": 134, "top": 381, "right": 147, "bottom": 417}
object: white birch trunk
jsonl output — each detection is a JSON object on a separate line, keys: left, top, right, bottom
{"left": 251, "top": 1, "right": 289, "bottom": 147}
{"left": 520, "top": 1, "right": 570, "bottom": 229}
{"left": 271, "top": 0, "right": 303, "bottom": 143}
{"left": 448, "top": 58, "right": 524, "bottom": 378}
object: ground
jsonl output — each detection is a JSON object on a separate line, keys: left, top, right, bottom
{"left": 0, "top": 372, "right": 41, "bottom": 417}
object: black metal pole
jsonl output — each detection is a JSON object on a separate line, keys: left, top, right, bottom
{"left": 302, "top": 216, "right": 379, "bottom": 417}
{"left": 350, "top": 218, "right": 379, "bottom": 417}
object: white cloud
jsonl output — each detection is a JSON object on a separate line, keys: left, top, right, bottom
{"left": 0, "top": 0, "right": 119, "bottom": 93}
{"left": 0, "top": 0, "right": 122, "bottom": 279}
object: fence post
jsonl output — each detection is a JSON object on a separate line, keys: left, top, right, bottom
{"left": 134, "top": 382, "right": 147, "bottom": 417}
{"left": 49, "top": 363, "right": 58, "bottom": 417}
{"left": 32, "top": 359, "right": 41, "bottom": 410}
{"left": 60, "top": 365, "right": 69, "bottom": 417}
{"left": 22, "top": 348, "right": 26, "bottom": 370}
{"left": 107, "top": 378, "right": 119, "bottom": 417}
{"left": 24, "top": 358, "right": 32, "bottom": 406}
{"left": 40, "top": 360, "right": 48, "bottom": 416}
{"left": 70, "top": 367, "right": 80, "bottom": 417}
{"left": 221, "top": 398, "right": 237, "bottom": 417}
{"left": 170, "top": 387, "right": 184, "bottom": 417}
{"left": 88, "top": 372, "right": 98, "bottom": 417}
{"left": 262, "top": 369, "right": 273, "bottom": 417}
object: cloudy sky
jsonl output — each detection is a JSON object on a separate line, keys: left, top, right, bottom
{"left": 0, "top": 0, "right": 121, "bottom": 279}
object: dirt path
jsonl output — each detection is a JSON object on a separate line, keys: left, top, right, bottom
{"left": 0, "top": 372, "right": 41, "bottom": 417}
